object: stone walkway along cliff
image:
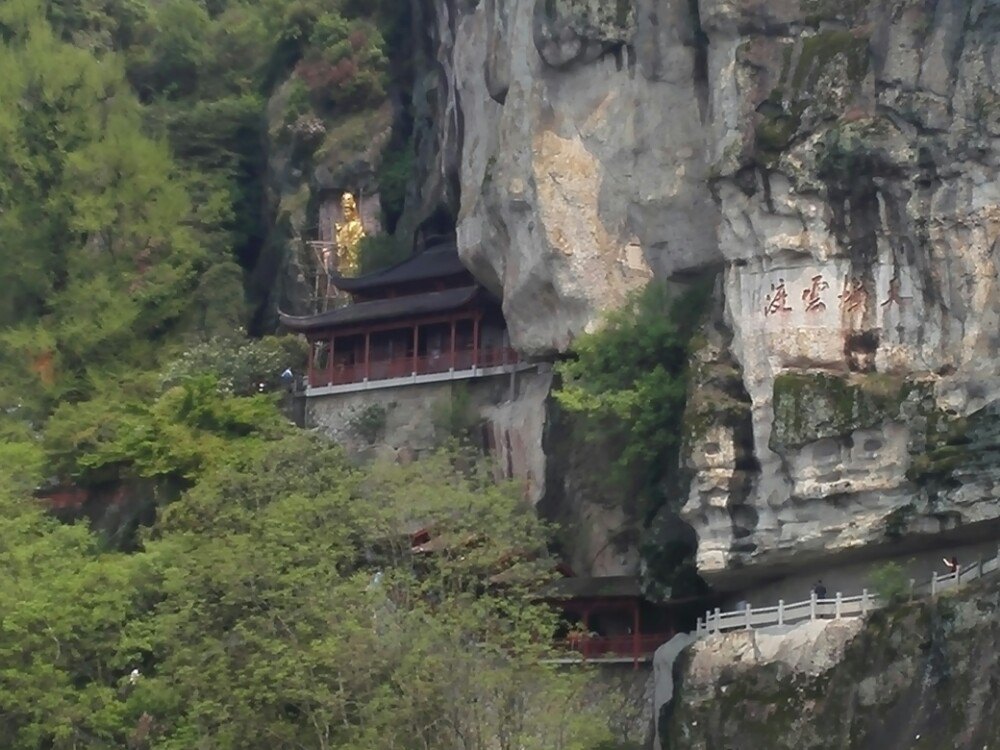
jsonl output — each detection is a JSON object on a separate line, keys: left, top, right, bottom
{"left": 693, "top": 546, "right": 1000, "bottom": 637}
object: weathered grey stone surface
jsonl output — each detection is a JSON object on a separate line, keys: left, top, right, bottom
{"left": 306, "top": 370, "right": 551, "bottom": 502}
{"left": 653, "top": 633, "right": 698, "bottom": 750}
{"left": 663, "top": 577, "right": 1000, "bottom": 749}
{"left": 450, "top": 0, "right": 721, "bottom": 355}
{"left": 421, "top": 0, "right": 1000, "bottom": 581}
{"left": 685, "top": 0, "right": 1000, "bottom": 576}
{"left": 483, "top": 368, "right": 553, "bottom": 504}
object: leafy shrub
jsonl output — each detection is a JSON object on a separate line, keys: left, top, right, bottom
{"left": 347, "top": 402, "right": 390, "bottom": 444}
{"left": 282, "top": 77, "right": 313, "bottom": 128}
{"left": 869, "top": 561, "right": 910, "bottom": 605}
{"left": 554, "top": 281, "right": 710, "bottom": 498}
{"left": 377, "top": 136, "right": 414, "bottom": 228}
{"left": 43, "top": 375, "right": 287, "bottom": 484}
{"left": 357, "top": 234, "right": 408, "bottom": 274}
{"left": 432, "top": 384, "right": 481, "bottom": 444}
{"left": 161, "top": 335, "right": 308, "bottom": 396}
{"left": 292, "top": 13, "right": 388, "bottom": 112}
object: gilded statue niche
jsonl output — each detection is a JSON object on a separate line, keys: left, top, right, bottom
{"left": 334, "top": 192, "right": 365, "bottom": 276}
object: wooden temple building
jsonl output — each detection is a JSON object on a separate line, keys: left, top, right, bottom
{"left": 538, "top": 576, "right": 709, "bottom": 666}
{"left": 280, "top": 240, "right": 531, "bottom": 396}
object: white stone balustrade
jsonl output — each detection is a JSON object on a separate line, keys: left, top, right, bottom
{"left": 695, "top": 546, "right": 1000, "bottom": 638}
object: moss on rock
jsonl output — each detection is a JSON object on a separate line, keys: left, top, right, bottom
{"left": 791, "top": 31, "right": 870, "bottom": 94}
{"left": 753, "top": 31, "right": 871, "bottom": 166}
{"left": 770, "top": 372, "right": 906, "bottom": 452}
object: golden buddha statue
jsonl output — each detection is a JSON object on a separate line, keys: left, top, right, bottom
{"left": 334, "top": 192, "right": 365, "bottom": 276}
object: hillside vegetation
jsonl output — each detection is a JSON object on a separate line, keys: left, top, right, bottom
{"left": 0, "top": 3, "right": 641, "bottom": 747}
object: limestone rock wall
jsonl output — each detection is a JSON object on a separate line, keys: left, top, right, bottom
{"left": 687, "top": 0, "right": 1000, "bottom": 577}
{"left": 418, "top": 0, "right": 1000, "bottom": 583}
{"left": 449, "top": 0, "right": 722, "bottom": 355}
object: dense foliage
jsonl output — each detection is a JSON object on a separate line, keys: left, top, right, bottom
{"left": 0, "top": 0, "right": 411, "bottom": 424}
{"left": 0, "top": 4, "right": 633, "bottom": 747}
{"left": 554, "top": 281, "right": 710, "bottom": 505}
{"left": 0, "top": 422, "right": 627, "bottom": 748}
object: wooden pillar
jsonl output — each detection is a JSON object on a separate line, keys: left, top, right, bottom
{"left": 307, "top": 339, "right": 315, "bottom": 387}
{"left": 450, "top": 318, "right": 457, "bottom": 370}
{"left": 581, "top": 607, "right": 591, "bottom": 661}
{"left": 363, "top": 332, "right": 370, "bottom": 381}
{"left": 632, "top": 600, "right": 640, "bottom": 670}
{"left": 327, "top": 337, "right": 335, "bottom": 385}
{"left": 412, "top": 325, "right": 419, "bottom": 375}
{"left": 472, "top": 313, "right": 481, "bottom": 368}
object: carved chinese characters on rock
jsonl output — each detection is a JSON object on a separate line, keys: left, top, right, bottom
{"left": 765, "top": 279, "right": 792, "bottom": 317}
{"left": 838, "top": 278, "right": 867, "bottom": 314}
{"left": 801, "top": 274, "right": 830, "bottom": 312}
{"left": 761, "top": 271, "right": 911, "bottom": 319}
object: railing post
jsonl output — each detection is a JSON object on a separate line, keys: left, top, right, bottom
{"left": 835, "top": 592, "right": 842, "bottom": 619}
{"left": 777, "top": 599, "right": 784, "bottom": 626}
{"left": 472, "top": 314, "right": 480, "bottom": 369}
{"left": 931, "top": 573, "right": 937, "bottom": 596}
{"left": 328, "top": 336, "right": 335, "bottom": 385}
{"left": 909, "top": 578, "right": 915, "bottom": 601}
{"left": 713, "top": 607, "right": 721, "bottom": 634}
{"left": 744, "top": 602, "right": 752, "bottom": 630}
{"left": 411, "top": 325, "right": 419, "bottom": 376}
{"left": 450, "top": 319, "right": 457, "bottom": 371}
{"left": 307, "top": 340, "right": 316, "bottom": 387}
{"left": 363, "top": 332, "right": 370, "bottom": 382}
{"left": 978, "top": 558, "right": 984, "bottom": 580}
{"left": 810, "top": 592, "right": 817, "bottom": 621}
{"left": 861, "top": 589, "right": 869, "bottom": 615}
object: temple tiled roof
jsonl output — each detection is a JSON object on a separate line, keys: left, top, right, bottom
{"left": 331, "top": 240, "right": 469, "bottom": 293}
{"left": 537, "top": 576, "right": 643, "bottom": 601}
{"left": 279, "top": 286, "right": 479, "bottom": 333}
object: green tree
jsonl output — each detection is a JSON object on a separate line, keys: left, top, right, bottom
{"left": 122, "top": 442, "right": 619, "bottom": 749}
{"left": 0, "top": 5, "right": 243, "bottom": 408}
{"left": 160, "top": 335, "right": 308, "bottom": 396}
{"left": 0, "top": 487, "right": 142, "bottom": 748}
{"left": 43, "top": 375, "right": 287, "bottom": 485}
{"left": 869, "top": 561, "right": 911, "bottom": 605}
{"left": 554, "top": 281, "right": 709, "bottom": 501}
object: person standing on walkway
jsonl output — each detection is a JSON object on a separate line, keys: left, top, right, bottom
{"left": 813, "top": 580, "right": 827, "bottom": 599}
{"left": 942, "top": 556, "right": 959, "bottom": 574}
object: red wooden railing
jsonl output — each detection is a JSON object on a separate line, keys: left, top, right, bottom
{"left": 309, "top": 346, "right": 521, "bottom": 388}
{"left": 557, "top": 633, "right": 674, "bottom": 661}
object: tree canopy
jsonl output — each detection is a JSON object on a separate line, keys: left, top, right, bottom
{"left": 0, "top": 421, "right": 628, "bottom": 748}
{"left": 554, "top": 281, "right": 710, "bottom": 505}
{"left": 0, "top": 4, "right": 637, "bottom": 747}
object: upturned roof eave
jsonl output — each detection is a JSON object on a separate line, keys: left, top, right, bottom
{"left": 278, "top": 285, "right": 481, "bottom": 333}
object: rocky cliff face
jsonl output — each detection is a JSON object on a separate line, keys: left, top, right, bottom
{"left": 662, "top": 576, "right": 1000, "bottom": 749}
{"left": 416, "top": 0, "right": 1000, "bottom": 582}
{"left": 687, "top": 0, "right": 1000, "bottom": 580}
{"left": 448, "top": 0, "right": 722, "bottom": 354}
